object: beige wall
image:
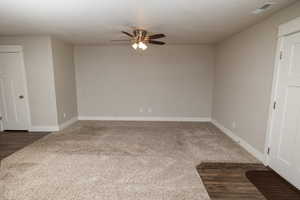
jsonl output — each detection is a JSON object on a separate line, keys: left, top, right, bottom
{"left": 0, "top": 36, "right": 58, "bottom": 128}
{"left": 74, "top": 45, "right": 214, "bottom": 119}
{"left": 213, "top": 2, "right": 300, "bottom": 153}
{"left": 51, "top": 38, "right": 78, "bottom": 125}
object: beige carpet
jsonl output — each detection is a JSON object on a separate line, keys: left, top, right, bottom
{"left": 0, "top": 121, "right": 258, "bottom": 200}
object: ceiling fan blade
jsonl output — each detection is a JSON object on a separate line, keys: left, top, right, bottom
{"left": 149, "top": 40, "right": 165, "bottom": 45}
{"left": 149, "top": 34, "right": 166, "bottom": 39}
{"left": 121, "top": 31, "right": 134, "bottom": 38}
{"left": 111, "top": 39, "right": 131, "bottom": 41}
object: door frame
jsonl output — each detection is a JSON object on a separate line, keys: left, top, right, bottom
{"left": 0, "top": 45, "right": 32, "bottom": 131}
{"left": 265, "top": 16, "right": 300, "bottom": 165}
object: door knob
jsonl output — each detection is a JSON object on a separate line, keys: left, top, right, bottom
{"left": 19, "top": 95, "right": 24, "bottom": 99}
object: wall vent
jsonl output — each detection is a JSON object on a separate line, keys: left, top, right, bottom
{"left": 252, "top": 2, "right": 275, "bottom": 14}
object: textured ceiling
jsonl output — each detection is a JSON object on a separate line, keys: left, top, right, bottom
{"left": 0, "top": 0, "right": 297, "bottom": 44}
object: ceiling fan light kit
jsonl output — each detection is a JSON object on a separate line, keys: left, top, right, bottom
{"left": 132, "top": 41, "right": 147, "bottom": 50}
{"left": 116, "top": 29, "right": 166, "bottom": 50}
{"left": 132, "top": 42, "right": 138, "bottom": 50}
{"left": 139, "top": 42, "right": 147, "bottom": 50}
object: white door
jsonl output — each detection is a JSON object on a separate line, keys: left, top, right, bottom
{"left": 0, "top": 50, "right": 30, "bottom": 130}
{"left": 269, "top": 32, "right": 300, "bottom": 189}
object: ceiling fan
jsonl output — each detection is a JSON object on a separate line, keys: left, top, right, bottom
{"left": 112, "top": 29, "right": 166, "bottom": 50}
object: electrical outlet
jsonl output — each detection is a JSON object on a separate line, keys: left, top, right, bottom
{"left": 147, "top": 108, "right": 152, "bottom": 113}
{"left": 139, "top": 108, "right": 144, "bottom": 113}
{"left": 63, "top": 113, "right": 66, "bottom": 118}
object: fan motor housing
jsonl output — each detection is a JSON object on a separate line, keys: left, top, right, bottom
{"left": 133, "top": 29, "right": 148, "bottom": 42}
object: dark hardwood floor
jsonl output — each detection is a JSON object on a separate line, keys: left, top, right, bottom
{"left": 197, "top": 162, "right": 300, "bottom": 200}
{"left": 0, "top": 131, "right": 49, "bottom": 161}
{"left": 197, "top": 163, "right": 267, "bottom": 200}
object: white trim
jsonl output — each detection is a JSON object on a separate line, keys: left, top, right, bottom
{"left": 265, "top": 17, "right": 300, "bottom": 166}
{"left": 278, "top": 16, "right": 300, "bottom": 37}
{"left": 29, "top": 126, "right": 59, "bottom": 132}
{"left": 211, "top": 119, "right": 265, "bottom": 163}
{"left": 20, "top": 50, "right": 32, "bottom": 131}
{"left": 0, "top": 45, "right": 22, "bottom": 53}
{"left": 29, "top": 117, "right": 78, "bottom": 132}
{"left": 0, "top": 81, "right": 5, "bottom": 132}
{"left": 78, "top": 116, "right": 211, "bottom": 122}
{"left": 264, "top": 37, "right": 284, "bottom": 165}
{"left": 59, "top": 116, "right": 78, "bottom": 130}
{"left": 0, "top": 46, "right": 31, "bottom": 131}
{"left": 48, "top": 41, "right": 60, "bottom": 129}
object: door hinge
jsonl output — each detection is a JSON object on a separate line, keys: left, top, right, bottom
{"left": 273, "top": 101, "right": 276, "bottom": 110}
{"left": 280, "top": 51, "right": 283, "bottom": 60}
{"left": 267, "top": 147, "right": 271, "bottom": 155}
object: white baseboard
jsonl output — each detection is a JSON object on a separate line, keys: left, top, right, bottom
{"left": 29, "top": 116, "right": 209, "bottom": 132}
{"left": 28, "top": 117, "right": 265, "bottom": 163}
{"left": 59, "top": 116, "right": 78, "bottom": 130}
{"left": 78, "top": 116, "right": 211, "bottom": 122}
{"left": 211, "top": 119, "right": 265, "bottom": 163}
{"left": 29, "top": 117, "right": 78, "bottom": 132}
{"left": 29, "top": 126, "right": 59, "bottom": 132}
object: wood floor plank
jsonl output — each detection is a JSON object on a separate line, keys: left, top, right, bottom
{"left": 197, "top": 163, "right": 267, "bottom": 200}
{"left": 0, "top": 131, "right": 49, "bottom": 161}
{"left": 197, "top": 162, "right": 300, "bottom": 200}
